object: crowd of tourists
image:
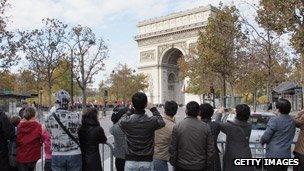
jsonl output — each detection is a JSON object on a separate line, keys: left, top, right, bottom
{"left": 0, "top": 90, "right": 304, "bottom": 171}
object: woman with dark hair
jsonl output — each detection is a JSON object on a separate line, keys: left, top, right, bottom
{"left": 78, "top": 108, "right": 107, "bottom": 171}
{"left": 219, "top": 104, "right": 254, "bottom": 171}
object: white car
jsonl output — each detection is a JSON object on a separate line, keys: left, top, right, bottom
{"left": 217, "top": 112, "right": 300, "bottom": 158}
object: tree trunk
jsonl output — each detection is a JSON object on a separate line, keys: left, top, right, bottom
{"left": 231, "top": 84, "right": 235, "bottom": 107}
{"left": 253, "top": 89, "right": 257, "bottom": 112}
{"left": 47, "top": 79, "right": 52, "bottom": 107}
{"left": 82, "top": 86, "right": 87, "bottom": 109}
{"left": 221, "top": 75, "right": 227, "bottom": 107}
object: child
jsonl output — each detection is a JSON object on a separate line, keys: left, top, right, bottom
{"left": 17, "top": 107, "right": 43, "bottom": 171}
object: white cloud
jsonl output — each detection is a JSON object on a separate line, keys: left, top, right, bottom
{"left": 6, "top": 0, "right": 173, "bottom": 30}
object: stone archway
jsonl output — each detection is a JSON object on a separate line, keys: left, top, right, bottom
{"left": 135, "top": 5, "right": 215, "bottom": 105}
{"left": 161, "top": 48, "right": 184, "bottom": 104}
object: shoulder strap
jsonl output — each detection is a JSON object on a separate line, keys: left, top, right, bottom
{"left": 52, "top": 112, "right": 80, "bottom": 146}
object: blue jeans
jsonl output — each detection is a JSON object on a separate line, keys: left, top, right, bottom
{"left": 52, "top": 154, "right": 82, "bottom": 171}
{"left": 125, "top": 161, "right": 153, "bottom": 171}
{"left": 153, "top": 159, "right": 168, "bottom": 171}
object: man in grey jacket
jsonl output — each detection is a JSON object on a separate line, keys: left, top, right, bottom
{"left": 119, "top": 92, "right": 165, "bottom": 171}
{"left": 261, "top": 98, "right": 295, "bottom": 171}
{"left": 169, "top": 101, "right": 214, "bottom": 171}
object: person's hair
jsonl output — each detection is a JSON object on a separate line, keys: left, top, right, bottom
{"left": 275, "top": 98, "right": 291, "bottom": 115}
{"left": 186, "top": 101, "right": 200, "bottom": 117}
{"left": 10, "top": 115, "right": 21, "bottom": 126}
{"left": 165, "top": 101, "right": 178, "bottom": 117}
{"left": 235, "top": 104, "right": 250, "bottom": 121}
{"left": 132, "top": 92, "right": 147, "bottom": 110}
{"left": 199, "top": 103, "right": 214, "bottom": 119}
{"left": 111, "top": 107, "right": 128, "bottom": 124}
{"left": 82, "top": 107, "right": 100, "bottom": 125}
{"left": 24, "top": 107, "right": 36, "bottom": 120}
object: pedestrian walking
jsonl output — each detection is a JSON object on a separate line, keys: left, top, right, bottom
{"left": 294, "top": 110, "right": 304, "bottom": 171}
{"left": 110, "top": 107, "right": 128, "bottom": 171}
{"left": 119, "top": 92, "right": 165, "bottom": 171}
{"left": 219, "top": 104, "right": 254, "bottom": 171}
{"left": 45, "top": 90, "right": 82, "bottom": 171}
{"left": 261, "top": 99, "right": 295, "bottom": 171}
{"left": 169, "top": 101, "right": 214, "bottom": 171}
{"left": 200, "top": 103, "right": 221, "bottom": 171}
{"left": 0, "top": 109, "right": 15, "bottom": 171}
{"left": 153, "top": 100, "right": 178, "bottom": 171}
{"left": 16, "top": 107, "right": 43, "bottom": 171}
{"left": 78, "top": 108, "right": 107, "bottom": 171}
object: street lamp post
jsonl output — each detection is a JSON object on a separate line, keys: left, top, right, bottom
{"left": 59, "top": 39, "right": 95, "bottom": 107}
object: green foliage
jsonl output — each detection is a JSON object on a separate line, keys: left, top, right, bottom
{"left": 181, "top": 4, "right": 246, "bottom": 106}
{"left": 0, "top": 70, "right": 16, "bottom": 91}
{"left": 108, "top": 64, "right": 149, "bottom": 102}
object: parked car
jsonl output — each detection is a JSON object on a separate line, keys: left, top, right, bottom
{"left": 217, "top": 112, "right": 300, "bottom": 158}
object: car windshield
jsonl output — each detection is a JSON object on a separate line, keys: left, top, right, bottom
{"left": 250, "top": 115, "right": 273, "bottom": 130}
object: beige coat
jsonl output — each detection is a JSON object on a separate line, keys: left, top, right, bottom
{"left": 294, "top": 111, "right": 304, "bottom": 154}
{"left": 153, "top": 115, "right": 175, "bottom": 161}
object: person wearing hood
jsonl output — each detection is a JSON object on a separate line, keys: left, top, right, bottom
{"left": 78, "top": 107, "right": 107, "bottom": 171}
{"left": 16, "top": 107, "right": 43, "bottom": 171}
{"left": 219, "top": 104, "right": 254, "bottom": 171}
{"left": 45, "top": 90, "right": 82, "bottom": 171}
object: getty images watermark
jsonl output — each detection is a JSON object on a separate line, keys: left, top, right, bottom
{"left": 234, "top": 158, "right": 299, "bottom": 166}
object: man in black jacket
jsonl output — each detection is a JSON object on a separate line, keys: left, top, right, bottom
{"left": 169, "top": 101, "right": 215, "bottom": 171}
{"left": 0, "top": 109, "right": 15, "bottom": 171}
{"left": 119, "top": 92, "right": 165, "bottom": 171}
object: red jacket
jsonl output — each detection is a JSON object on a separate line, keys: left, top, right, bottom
{"left": 17, "top": 119, "right": 42, "bottom": 163}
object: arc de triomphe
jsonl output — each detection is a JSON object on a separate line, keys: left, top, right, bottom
{"left": 135, "top": 5, "right": 216, "bottom": 105}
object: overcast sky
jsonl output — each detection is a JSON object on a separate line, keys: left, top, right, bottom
{"left": 7, "top": 0, "right": 263, "bottom": 88}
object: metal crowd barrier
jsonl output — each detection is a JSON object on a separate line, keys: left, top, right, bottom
{"left": 101, "top": 142, "right": 114, "bottom": 171}
{"left": 36, "top": 142, "right": 114, "bottom": 171}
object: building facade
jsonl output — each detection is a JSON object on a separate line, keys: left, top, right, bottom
{"left": 135, "top": 5, "right": 216, "bottom": 105}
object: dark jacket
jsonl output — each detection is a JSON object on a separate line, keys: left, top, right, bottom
{"left": 119, "top": 107, "right": 165, "bottom": 161}
{"left": 220, "top": 119, "right": 254, "bottom": 171}
{"left": 261, "top": 114, "right": 295, "bottom": 158}
{"left": 169, "top": 116, "right": 215, "bottom": 170}
{"left": 0, "top": 110, "right": 15, "bottom": 170}
{"left": 202, "top": 118, "right": 221, "bottom": 171}
{"left": 78, "top": 121, "right": 107, "bottom": 171}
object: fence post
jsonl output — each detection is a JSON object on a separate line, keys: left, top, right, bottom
{"left": 106, "top": 142, "right": 114, "bottom": 171}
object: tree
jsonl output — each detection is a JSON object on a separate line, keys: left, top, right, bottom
{"left": 52, "top": 59, "right": 81, "bottom": 96}
{"left": 108, "top": 64, "right": 148, "bottom": 103}
{"left": 257, "top": 0, "right": 304, "bottom": 57}
{"left": 70, "top": 25, "right": 109, "bottom": 107}
{"left": 21, "top": 18, "right": 68, "bottom": 106}
{"left": 15, "top": 70, "right": 38, "bottom": 94}
{"left": 257, "top": 0, "right": 304, "bottom": 89}
{"left": 0, "top": 0, "right": 20, "bottom": 69}
{"left": 0, "top": 70, "right": 16, "bottom": 91}
{"left": 195, "top": 4, "right": 245, "bottom": 107}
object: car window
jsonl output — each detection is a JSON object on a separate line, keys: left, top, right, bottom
{"left": 250, "top": 115, "right": 272, "bottom": 130}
